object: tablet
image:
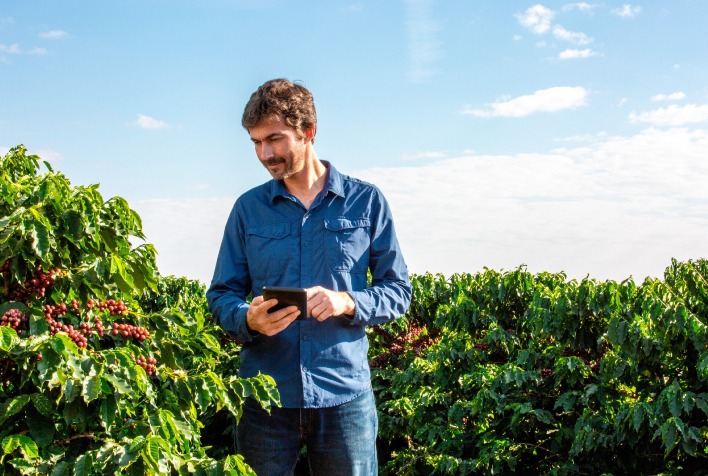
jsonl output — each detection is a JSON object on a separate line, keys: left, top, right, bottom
{"left": 262, "top": 286, "right": 308, "bottom": 320}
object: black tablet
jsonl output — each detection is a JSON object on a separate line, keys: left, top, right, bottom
{"left": 262, "top": 286, "right": 308, "bottom": 320}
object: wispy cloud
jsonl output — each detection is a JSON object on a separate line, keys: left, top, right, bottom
{"left": 461, "top": 86, "right": 589, "bottom": 118}
{"left": 559, "top": 48, "right": 598, "bottom": 59}
{"left": 134, "top": 114, "right": 169, "bottom": 130}
{"left": 402, "top": 150, "right": 448, "bottom": 161}
{"left": 612, "top": 4, "right": 642, "bottom": 17}
{"left": 404, "top": 0, "right": 443, "bottom": 83}
{"left": 629, "top": 104, "right": 708, "bottom": 126}
{"left": 562, "top": 3, "right": 598, "bottom": 12}
{"left": 651, "top": 92, "right": 686, "bottom": 102}
{"left": 553, "top": 25, "right": 593, "bottom": 45}
{"left": 342, "top": 3, "right": 364, "bottom": 13}
{"left": 0, "top": 43, "right": 47, "bottom": 55}
{"left": 517, "top": 4, "right": 556, "bottom": 34}
{"left": 518, "top": 5, "right": 597, "bottom": 59}
{"left": 39, "top": 30, "right": 68, "bottom": 40}
{"left": 186, "top": 183, "right": 211, "bottom": 191}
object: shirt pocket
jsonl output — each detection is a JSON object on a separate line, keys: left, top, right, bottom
{"left": 324, "top": 218, "right": 371, "bottom": 273}
{"left": 245, "top": 223, "right": 292, "bottom": 280}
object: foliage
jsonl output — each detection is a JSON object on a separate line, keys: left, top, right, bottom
{"left": 0, "top": 146, "right": 275, "bottom": 475}
{"left": 4, "top": 144, "right": 707, "bottom": 475}
{"left": 371, "top": 263, "right": 708, "bottom": 475}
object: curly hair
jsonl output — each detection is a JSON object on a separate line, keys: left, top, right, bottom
{"left": 242, "top": 78, "right": 317, "bottom": 142}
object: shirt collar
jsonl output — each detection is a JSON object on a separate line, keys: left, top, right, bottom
{"left": 269, "top": 160, "right": 345, "bottom": 203}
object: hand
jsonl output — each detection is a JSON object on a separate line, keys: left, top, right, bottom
{"left": 306, "top": 286, "right": 356, "bottom": 322}
{"left": 246, "top": 295, "right": 300, "bottom": 336}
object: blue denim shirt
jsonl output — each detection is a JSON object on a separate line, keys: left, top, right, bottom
{"left": 207, "top": 162, "right": 411, "bottom": 408}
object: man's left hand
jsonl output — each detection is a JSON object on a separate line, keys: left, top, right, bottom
{"left": 306, "top": 286, "right": 356, "bottom": 321}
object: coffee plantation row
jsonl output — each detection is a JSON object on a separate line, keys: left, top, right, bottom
{"left": 1, "top": 146, "right": 706, "bottom": 475}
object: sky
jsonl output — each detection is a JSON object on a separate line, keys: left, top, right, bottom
{"left": 2, "top": 1, "right": 707, "bottom": 286}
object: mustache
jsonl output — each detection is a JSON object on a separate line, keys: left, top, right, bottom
{"left": 263, "top": 157, "right": 286, "bottom": 167}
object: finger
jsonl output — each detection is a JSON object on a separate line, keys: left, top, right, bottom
{"left": 268, "top": 305, "right": 300, "bottom": 321}
{"left": 305, "top": 286, "right": 322, "bottom": 299}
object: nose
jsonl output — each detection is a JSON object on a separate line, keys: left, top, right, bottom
{"left": 258, "top": 142, "right": 274, "bottom": 161}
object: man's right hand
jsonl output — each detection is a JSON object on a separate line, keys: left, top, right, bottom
{"left": 246, "top": 295, "right": 300, "bottom": 336}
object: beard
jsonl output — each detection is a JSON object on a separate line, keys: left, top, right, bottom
{"left": 262, "top": 151, "right": 303, "bottom": 180}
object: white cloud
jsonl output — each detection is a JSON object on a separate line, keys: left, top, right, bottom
{"left": 403, "top": 150, "right": 447, "bottom": 161}
{"left": 134, "top": 114, "right": 169, "bottom": 130}
{"left": 612, "top": 5, "right": 642, "bottom": 17}
{"left": 186, "top": 183, "right": 211, "bottom": 191}
{"left": 0, "top": 43, "right": 20, "bottom": 54}
{"left": 553, "top": 25, "right": 593, "bottom": 45}
{"left": 651, "top": 92, "right": 686, "bottom": 102}
{"left": 39, "top": 30, "right": 68, "bottom": 40}
{"left": 0, "top": 43, "right": 47, "bottom": 55}
{"left": 559, "top": 48, "right": 598, "bottom": 59}
{"left": 352, "top": 127, "right": 708, "bottom": 283}
{"left": 133, "top": 198, "right": 235, "bottom": 284}
{"left": 629, "top": 104, "right": 708, "bottom": 126}
{"left": 462, "top": 86, "right": 589, "bottom": 118}
{"left": 136, "top": 128, "right": 708, "bottom": 285}
{"left": 562, "top": 2, "right": 597, "bottom": 12}
{"left": 517, "top": 4, "right": 556, "bottom": 34}
{"left": 404, "top": 0, "right": 443, "bottom": 83}
{"left": 342, "top": 3, "right": 363, "bottom": 13}
{"left": 554, "top": 131, "right": 608, "bottom": 142}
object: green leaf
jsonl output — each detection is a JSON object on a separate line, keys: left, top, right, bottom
{"left": 2, "top": 435, "right": 19, "bottom": 454}
{"left": 103, "top": 372, "right": 133, "bottom": 395}
{"left": 533, "top": 409, "right": 553, "bottom": 424}
{"left": 100, "top": 394, "right": 118, "bottom": 430}
{"left": 28, "top": 219, "right": 51, "bottom": 259}
{"left": 633, "top": 403, "right": 646, "bottom": 432}
{"left": 1, "top": 434, "right": 38, "bottom": 459}
{"left": 9, "top": 458, "right": 36, "bottom": 471}
{"left": 0, "top": 325, "right": 20, "bottom": 350}
{"left": 26, "top": 411, "right": 55, "bottom": 449}
{"left": 83, "top": 374, "right": 103, "bottom": 404}
{"left": 63, "top": 210, "right": 84, "bottom": 241}
{"left": 50, "top": 460, "right": 71, "bottom": 476}
{"left": 73, "top": 453, "right": 94, "bottom": 476}
{"left": 31, "top": 392, "right": 53, "bottom": 416}
{"left": 4, "top": 394, "right": 31, "bottom": 418}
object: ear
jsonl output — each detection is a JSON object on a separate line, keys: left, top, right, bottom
{"left": 305, "top": 126, "right": 316, "bottom": 142}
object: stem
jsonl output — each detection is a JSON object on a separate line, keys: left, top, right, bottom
{"left": 54, "top": 433, "right": 97, "bottom": 446}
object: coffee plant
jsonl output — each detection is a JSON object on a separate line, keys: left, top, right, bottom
{"left": 1, "top": 146, "right": 276, "bottom": 475}
{"left": 370, "top": 263, "right": 708, "bottom": 475}
{"left": 4, "top": 144, "right": 706, "bottom": 475}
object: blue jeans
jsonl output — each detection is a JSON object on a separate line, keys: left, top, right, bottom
{"left": 237, "top": 388, "right": 379, "bottom": 476}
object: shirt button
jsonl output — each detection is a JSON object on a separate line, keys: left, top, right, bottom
{"left": 302, "top": 335, "right": 308, "bottom": 341}
{"left": 304, "top": 242, "right": 310, "bottom": 247}
{"left": 302, "top": 367, "right": 308, "bottom": 372}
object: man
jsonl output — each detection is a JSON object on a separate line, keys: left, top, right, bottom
{"left": 207, "top": 78, "right": 411, "bottom": 475}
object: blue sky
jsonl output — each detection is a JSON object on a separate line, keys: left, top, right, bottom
{"left": 2, "top": 1, "right": 707, "bottom": 284}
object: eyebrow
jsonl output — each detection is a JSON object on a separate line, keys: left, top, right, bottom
{"left": 250, "top": 132, "right": 282, "bottom": 143}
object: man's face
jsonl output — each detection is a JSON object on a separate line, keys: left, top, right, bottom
{"left": 249, "top": 115, "right": 308, "bottom": 180}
